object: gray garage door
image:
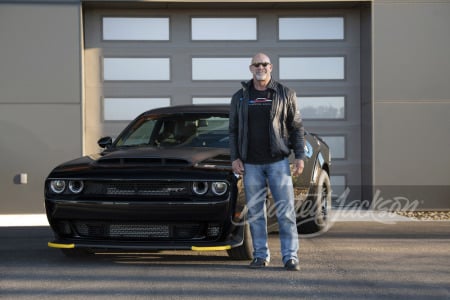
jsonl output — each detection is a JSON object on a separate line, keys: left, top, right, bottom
{"left": 84, "top": 6, "right": 361, "bottom": 204}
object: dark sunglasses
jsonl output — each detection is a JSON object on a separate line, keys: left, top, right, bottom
{"left": 251, "top": 62, "right": 271, "bottom": 68}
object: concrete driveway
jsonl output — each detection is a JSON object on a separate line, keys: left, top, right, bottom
{"left": 0, "top": 220, "right": 449, "bottom": 299}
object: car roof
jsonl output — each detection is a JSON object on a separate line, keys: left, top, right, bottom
{"left": 142, "top": 104, "right": 230, "bottom": 116}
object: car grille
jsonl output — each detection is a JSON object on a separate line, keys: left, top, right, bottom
{"left": 85, "top": 181, "right": 190, "bottom": 197}
{"left": 70, "top": 222, "right": 221, "bottom": 241}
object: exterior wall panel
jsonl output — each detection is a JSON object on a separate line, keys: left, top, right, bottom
{"left": 373, "top": 1, "right": 450, "bottom": 101}
{"left": 0, "top": 3, "right": 82, "bottom": 104}
{"left": 0, "top": 104, "right": 81, "bottom": 213}
{"left": 0, "top": 3, "right": 83, "bottom": 213}
{"left": 373, "top": 1, "right": 450, "bottom": 209}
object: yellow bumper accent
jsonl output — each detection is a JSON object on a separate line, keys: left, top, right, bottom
{"left": 191, "top": 245, "right": 231, "bottom": 251}
{"left": 48, "top": 242, "right": 75, "bottom": 249}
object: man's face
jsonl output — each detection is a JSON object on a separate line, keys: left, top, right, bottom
{"left": 250, "top": 55, "right": 272, "bottom": 82}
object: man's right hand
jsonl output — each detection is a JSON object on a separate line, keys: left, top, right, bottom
{"left": 232, "top": 159, "right": 245, "bottom": 175}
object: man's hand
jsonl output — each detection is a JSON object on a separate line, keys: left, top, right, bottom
{"left": 293, "top": 159, "right": 304, "bottom": 176}
{"left": 232, "top": 159, "right": 245, "bottom": 175}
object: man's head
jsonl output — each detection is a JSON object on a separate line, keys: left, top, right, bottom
{"left": 249, "top": 53, "right": 273, "bottom": 84}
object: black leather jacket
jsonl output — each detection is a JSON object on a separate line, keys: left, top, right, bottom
{"left": 229, "top": 79, "right": 305, "bottom": 162}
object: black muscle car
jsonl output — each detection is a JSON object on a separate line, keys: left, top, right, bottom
{"left": 45, "top": 104, "right": 331, "bottom": 259}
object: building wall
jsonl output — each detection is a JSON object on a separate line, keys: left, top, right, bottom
{"left": 0, "top": 0, "right": 449, "bottom": 214}
{"left": 372, "top": 0, "right": 450, "bottom": 209}
{"left": 0, "top": 2, "right": 83, "bottom": 213}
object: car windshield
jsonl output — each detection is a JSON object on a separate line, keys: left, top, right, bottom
{"left": 114, "top": 113, "right": 229, "bottom": 149}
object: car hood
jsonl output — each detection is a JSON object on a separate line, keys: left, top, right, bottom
{"left": 96, "top": 147, "right": 230, "bottom": 167}
{"left": 51, "top": 147, "right": 231, "bottom": 175}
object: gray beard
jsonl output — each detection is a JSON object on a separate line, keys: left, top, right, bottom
{"left": 255, "top": 73, "right": 267, "bottom": 81}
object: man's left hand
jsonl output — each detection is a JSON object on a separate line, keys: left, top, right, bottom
{"left": 293, "top": 159, "right": 304, "bottom": 176}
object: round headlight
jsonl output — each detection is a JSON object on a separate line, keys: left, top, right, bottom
{"left": 211, "top": 181, "right": 228, "bottom": 196}
{"left": 192, "top": 181, "right": 208, "bottom": 195}
{"left": 50, "top": 180, "right": 66, "bottom": 194}
{"left": 68, "top": 180, "right": 84, "bottom": 194}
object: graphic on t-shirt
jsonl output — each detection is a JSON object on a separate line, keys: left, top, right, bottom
{"left": 249, "top": 98, "right": 273, "bottom": 105}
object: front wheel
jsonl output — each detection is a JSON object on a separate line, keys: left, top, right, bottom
{"left": 227, "top": 222, "right": 253, "bottom": 260}
{"left": 297, "top": 170, "right": 331, "bottom": 235}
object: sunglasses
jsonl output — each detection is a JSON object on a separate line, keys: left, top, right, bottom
{"left": 251, "top": 62, "right": 271, "bottom": 68}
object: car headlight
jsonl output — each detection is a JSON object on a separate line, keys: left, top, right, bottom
{"left": 68, "top": 180, "right": 84, "bottom": 194}
{"left": 211, "top": 181, "right": 228, "bottom": 196}
{"left": 192, "top": 181, "right": 208, "bottom": 195}
{"left": 50, "top": 180, "right": 66, "bottom": 194}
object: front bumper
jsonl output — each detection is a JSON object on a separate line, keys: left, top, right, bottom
{"left": 47, "top": 221, "right": 245, "bottom": 252}
{"left": 45, "top": 197, "right": 244, "bottom": 252}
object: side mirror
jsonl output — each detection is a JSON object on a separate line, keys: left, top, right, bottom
{"left": 97, "top": 136, "right": 113, "bottom": 149}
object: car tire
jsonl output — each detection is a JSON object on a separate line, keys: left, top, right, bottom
{"left": 227, "top": 221, "right": 253, "bottom": 260}
{"left": 297, "top": 169, "right": 331, "bottom": 235}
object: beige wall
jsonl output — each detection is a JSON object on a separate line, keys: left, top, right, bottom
{"left": 372, "top": 1, "right": 450, "bottom": 208}
{"left": 0, "top": 3, "right": 83, "bottom": 213}
{"left": 1, "top": 0, "right": 449, "bottom": 213}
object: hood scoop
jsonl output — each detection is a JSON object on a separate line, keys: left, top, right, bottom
{"left": 95, "top": 147, "right": 229, "bottom": 168}
{"left": 97, "top": 157, "right": 191, "bottom": 166}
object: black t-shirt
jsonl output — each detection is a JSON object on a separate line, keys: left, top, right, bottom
{"left": 246, "top": 86, "right": 283, "bottom": 164}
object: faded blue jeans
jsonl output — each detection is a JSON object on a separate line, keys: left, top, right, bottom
{"left": 243, "top": 158, "right": 299, "bottom": 264}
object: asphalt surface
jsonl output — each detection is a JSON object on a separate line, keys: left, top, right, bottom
{"left": 1, "top": 221, "right": 449, "bottom": 300}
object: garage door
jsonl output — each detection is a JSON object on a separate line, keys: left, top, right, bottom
{"left": 84, "top": 6, "right": 361, "bottom": 204}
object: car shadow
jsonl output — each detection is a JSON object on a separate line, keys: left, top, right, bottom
{"left": 0, "top": 226, "right": 255, "bottom": 270}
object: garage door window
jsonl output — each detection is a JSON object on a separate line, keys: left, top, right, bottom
{"left": 104, "top": 98, "right": 171, "bottom": 121}
{"left": 331, "top": 175, "right": 347, "bottom": 200}
{"left": 192, "top": 18, "right": 257, "bottom": 40}
{"left": 298, "top": 96, "right": 345, "bottom": 120}
{"left": 279, "top": 17, "right": 344, "bottom": 40}
{"left": 280, "top": 57, "right": 345, "bottom": 80}
{"left": 102, "top": 17, "right": 170, "bottom": 41}
{"left": 103, "top": 58, "right": 170, "bottom": 81}
{"left": 192, "top": 57, "right": 250, "bottom": 80}
{"left": 322, "top": 136, "right": 346, "bottom": 159}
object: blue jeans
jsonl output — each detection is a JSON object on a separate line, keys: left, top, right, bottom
{"left": 243, "top": 158, "right": 299, "bottom": 264}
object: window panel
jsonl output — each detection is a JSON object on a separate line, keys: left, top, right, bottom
{"left": 104, "top": 98, "right": 170, "bottom": 121}
{"left": 192, "top": 97, "right": 230, "bottom": 104}
{"left": 298, "top": 96, "right": 345, "bottom": 119}
{"left": 331, "top": 175, "right": 347, "bottom": 200}
{"left": 103, "top": 58, "right": 170, "bottom": 81}
{"left": 192, "top": 58, "right": 250, "bottom": 80}
{"left": 103, "top": 17, "right": 169, "bottom": 41}
{"left": 192, "top": 18, "right": 257, "bottom": 40}
{"left": 279, "top": 57, "right": 344, "bottom": 80}
{"left": 322, "top": 136, "right": 346, "bottom": 159}
{"left": 279, "top": 17, "right": 344, "bottom": 40}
